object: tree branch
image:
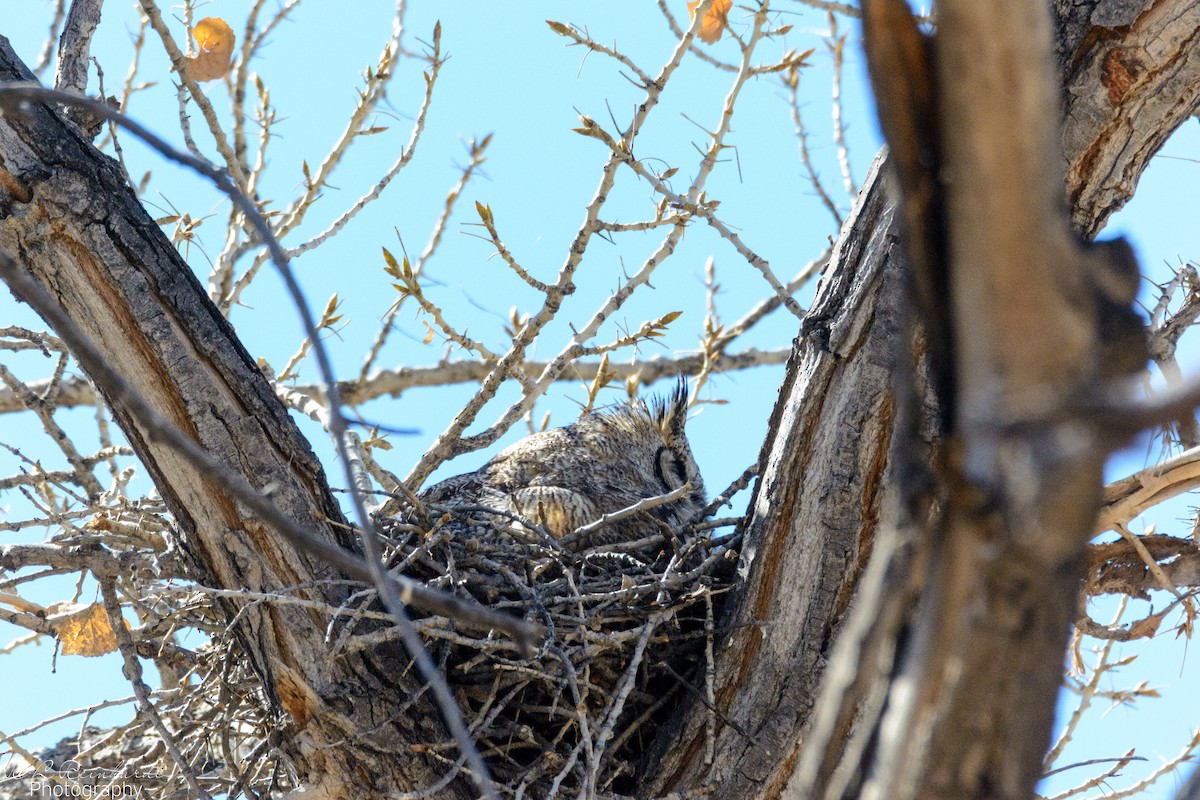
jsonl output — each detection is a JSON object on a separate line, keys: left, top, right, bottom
{"left": 645, "top": 1, "right": 1200, "bottom": 797}
{"left": 1097, "top": 444, "right": 1200, "bottom": 533}
{"left": 0, "top": 38, "right": 496, "bottom": 799}
{"left": 53, "top": 0, "right": 103, "bottom": 94}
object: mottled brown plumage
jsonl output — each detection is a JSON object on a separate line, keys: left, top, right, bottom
{"left": 420, "top": 381, "right": 705, "bottom": 549}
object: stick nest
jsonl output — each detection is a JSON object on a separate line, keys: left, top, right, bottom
{"left": 380, "top": 505, "right": 737, "bottom": 796}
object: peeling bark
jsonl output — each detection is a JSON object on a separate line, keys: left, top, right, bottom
{"left": 0, "top": 38, "right": 472, "bottom": 799}
{"left": 649, "top": 155, "right": 905, "bottom": 798}
{"left": 645, "top": 2, "right": 1200, "bottom": 798}
{"left": 1060, "top": 0, "right": 1200, "bottom": 235}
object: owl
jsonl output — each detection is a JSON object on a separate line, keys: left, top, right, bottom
{"left": 420, "top": 381, "right": 706, "bottom": 549}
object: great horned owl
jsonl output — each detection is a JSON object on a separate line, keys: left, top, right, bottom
{"left": 420, "top": 381, "right": 706, "bottom": 549}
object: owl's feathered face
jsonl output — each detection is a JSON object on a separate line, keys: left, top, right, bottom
{"left": 421, "top": 381, "right": 707, "bottom": 547}
{"left": 629, "top": 380, "right": 707, "bottom": 515}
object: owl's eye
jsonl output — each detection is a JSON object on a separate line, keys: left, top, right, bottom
{"left": 670, "top": 452, "right": 688, "bottom": 484}
{"left": 654, "top": 446, "right": 689, "bottom": 492}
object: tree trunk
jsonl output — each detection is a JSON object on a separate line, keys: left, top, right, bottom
{"left": 0, "top": 39, "right": 472, "bottom": 799}
{"left": 646, "top": 2, "right": 1200, "bottom": 797}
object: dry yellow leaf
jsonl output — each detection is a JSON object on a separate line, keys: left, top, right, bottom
{"left": 52, "top": 603, "right": 126, "bottom": 657}
{"left": 187, "top": 17, "right": 236, "bottom": 82}
{"left": 686, "top": 0, "right": 733, "bottom": 44}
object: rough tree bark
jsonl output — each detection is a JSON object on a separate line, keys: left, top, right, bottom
{"left": 835, "top": 2, "right": 1140, "bottom": 797}
{"left": 0, "top": 40, "right": 477, "bottom": 800}
{"left": 646, "top": 1, "right": 1200, "bottom": 798}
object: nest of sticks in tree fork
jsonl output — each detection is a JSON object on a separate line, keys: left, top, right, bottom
{"left": 377, "top": 506, "right": 737, "bottom": 795}
{"left": 10, "top": 390, "right": 743, "bottom": 799}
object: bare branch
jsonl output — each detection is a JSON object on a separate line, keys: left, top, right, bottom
{"left": 1087, "top": 533, "right": 1200, "bottom": 597}
{"left": 559, "top": 483, "right": 693, "bottom": 548}
{"left": 0, "top": 362, "right": 105, "bottom": 498}
{"left": 277, "top": 24, "right": 443, "bottom": 264}
{"left": 33, "top": 0, "right": 67, "bottom": 78}
{"left": 0, "top": 347, "right": 792, "bottom": 415}
{"left": 401, "top": 4, "right": 734, "bottom": 489}
{"left": 787, "top": 77, "right": 843, "bottom": 228}
{"left": 796, "top": 0, "right": 861, "bottom": 17}
{"left": 546, "top": 20, "right": 655, "bottom": 88}
{"left": 358, "top": 134, "right": 491, "bottom": 382}
{"left": 826, "top": 13, "right": 857, "bottom": 196}
{"left": 0, "top": 244, "right": 531, "bottom": 645}
{"left": 1097, "top": 444, "right": 1200, "bottom": 533}
{"left": 136, "top": 0, "right": 247, "bottom": 186}
{"left": 98, "top": 577, "right": 214, "bottom": 800}
{"left": 54, "top": 0, "right": 104, "bottom": 95}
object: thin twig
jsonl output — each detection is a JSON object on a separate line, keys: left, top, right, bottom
{"left": 826, "top": 13, "right": 857, "bottom": 196}
{"left": 656, "top": 0, "right": 739, "bottom": 73}
{"left": 98, "top": 577, "right": 213, "bottom": 800}
{"left": 560, "top": 484, "right": 693, "bottom": 548}
{"left": 34, "top": 0, "right": 67, "bottom": 78}
{"left": 789, "top": 81, "right": 843, "bottom": 228}
{"left": 137, "top": 0, "right": 247, "bottom": 186}
{"left": 282, "top": 26, "right": 443, "bottom": 263}
{"left": 358, "top": 135, "right": 491, "bottom": 382}
{"left": 402, "top": 3, "right": 722, "bottom": 489}
{"left": 546, "top": 20, "right": 656, "bottom": 87}
{"left": 0, "top": 362, "right": 104, "bottom": 498}
{"left": 0, "top": 85, "right": 510, "bottom": 798}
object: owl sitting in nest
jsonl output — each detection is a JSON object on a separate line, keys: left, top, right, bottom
{"left": 420, "top": 381, "right": 706, "bottom": 549}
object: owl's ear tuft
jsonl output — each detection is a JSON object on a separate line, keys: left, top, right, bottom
{"left": 651, "top": 376, "right": 690, "bottom": 441}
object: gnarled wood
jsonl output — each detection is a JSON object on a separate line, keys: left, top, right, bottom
{"left": 648, "top": 155, "right": 903, "bottom": 798}
{"left": 645, "top": 2, "right": 1200, "bottom": 798}
{"left": 0, "top": 38, "right": 472, "bottom": 800}
{"left": 1060, "top": 0, "right": 1200, "bottom": 236}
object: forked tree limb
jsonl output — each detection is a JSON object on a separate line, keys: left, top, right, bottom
{"left": 1097, "top": 444, "right": 1200, "bottom": 532}
{"left": 645, "top": 1, "right": 1200, "bottom": 798}
{"left": 836, "top": 1, "right": 1137, "bottom": 797}
{"left": 0, "top": 38, "right": 483, "bottom": 800}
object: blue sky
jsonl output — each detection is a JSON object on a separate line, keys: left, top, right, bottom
{"left": 1, "top": 2, "right": 1198, "bottom": 797}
